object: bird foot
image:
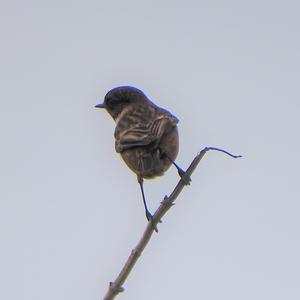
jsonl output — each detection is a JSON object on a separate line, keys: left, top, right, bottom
{"left": 178, "top": 169, "right": 191, "bottom": 185}
{"left": 146, "top": 211, "right": 158, "bottom": 232}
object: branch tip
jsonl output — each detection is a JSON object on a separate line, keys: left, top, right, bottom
{"left": 204, "top": 147, "right": 242, "bottom": 159}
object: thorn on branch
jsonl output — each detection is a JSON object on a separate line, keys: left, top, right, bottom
{"left": 109, "top": 282, "right": 125, "bottom": 293}
{"left": 161, "top": 195, "right": 169, "bottom": 204}
{"left": 131, "top": 249, "right": 141, "bottom": 257}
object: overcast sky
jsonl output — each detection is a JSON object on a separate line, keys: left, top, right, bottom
{"left": 1, "top": 1, "right": 300, "bottom": 299}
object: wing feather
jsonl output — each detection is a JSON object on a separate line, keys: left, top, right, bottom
{"left": 115, "top": 115, "right": 178, "bottom": 153}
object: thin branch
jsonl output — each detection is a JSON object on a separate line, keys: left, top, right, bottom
{"left": 103, "top": 147, "right": 242, "bottom": 300}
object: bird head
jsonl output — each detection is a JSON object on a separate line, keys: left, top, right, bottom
{"left": 95, "top": 86, "right": 146, "bottom": 120}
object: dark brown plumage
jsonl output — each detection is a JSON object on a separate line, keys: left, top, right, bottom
{"left": 96, "top": 86, "right": 189, "bottom": 225}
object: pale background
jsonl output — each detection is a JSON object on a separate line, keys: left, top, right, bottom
{"left": 1, "top": 1, "right": 299, "bottom": 299}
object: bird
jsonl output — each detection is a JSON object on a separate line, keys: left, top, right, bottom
{"left": 95, "top": 86, "right": 190, "bottom": 226}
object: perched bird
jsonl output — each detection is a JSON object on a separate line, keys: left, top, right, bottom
{"left": 95, "top": 86, "right": 190, "bottom": 224}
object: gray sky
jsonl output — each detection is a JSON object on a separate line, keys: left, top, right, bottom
{"left": 1, "top": 1, "right": 299, "bottom": 299}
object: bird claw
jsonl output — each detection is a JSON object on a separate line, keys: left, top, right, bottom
{"left": 178, "top": 169, "right": 191, "bottom": 185}
{"left": 146, "top": 211, "right": 158, "bottom": 232}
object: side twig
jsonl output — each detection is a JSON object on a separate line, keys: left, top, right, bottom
{"left": 103, "top": 147, "right": 242, "bottom": 300}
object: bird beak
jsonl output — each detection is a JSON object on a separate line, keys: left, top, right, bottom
{"left": 95, "top": 103, "right": 106, "bottom": 109}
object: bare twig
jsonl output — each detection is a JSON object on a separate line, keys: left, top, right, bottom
{"left": 103, "top": 147, "right": 242, "bottom": 300}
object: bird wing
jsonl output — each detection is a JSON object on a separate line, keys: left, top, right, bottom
{"left": 115, "top": 115, "right": 178, "bottom": 153}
